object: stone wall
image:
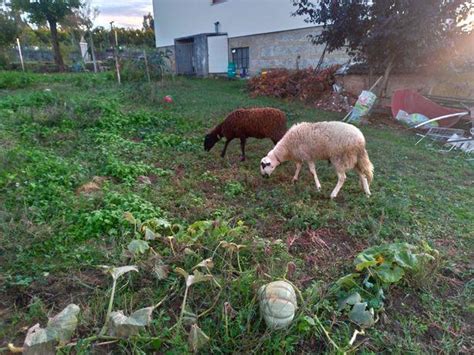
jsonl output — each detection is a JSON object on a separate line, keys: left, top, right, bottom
{"left": 228, "top": 26, "right": 349, "bottom": 75}
{"left": 158, "top": 26, "right": 350, "bottom": 76}
{"left": 337, "top": 70, "right": 474, "bottom": 101}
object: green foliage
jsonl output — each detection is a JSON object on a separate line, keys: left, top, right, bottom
{"left": 10, "top": 0, "right": 82, "bottom": 70}
{"left": 292, "top": 0, "right": 474, "bottom": 89}
{"left": 121, "top": 51, "right": 172, "bottom": 82}
{"left": 11, "top": 0, "right": 81, "bottom": 25}
{"left": 224, "top": 181, "right": 245, "bottom": 197}
{"left": 0, "top": 71, "right": 35, "bottom": 89}
{"left": 79, "top": 191, "right": 164, "bottom": 238}
{"left": 333, "top": 242, "right": 439, "bottom": 328}
{"left": 91, "top": 26, "right": 156, "bottom": 50}
{"left": 0, "top": 5, "right": 20, "bottom": 47}
{"left": 0, "top": 73, "right": 472, "bottom": 353}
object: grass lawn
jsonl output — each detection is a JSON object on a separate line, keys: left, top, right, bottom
{"left": 0, "top": 71, "right": 473, "bottom": 353}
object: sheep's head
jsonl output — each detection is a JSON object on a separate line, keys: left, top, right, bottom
{"left": 204, "top": 133, "right": 220, "bottom": 152}
{"left": 260, "top": 153, "right": 280, "bottom": 178}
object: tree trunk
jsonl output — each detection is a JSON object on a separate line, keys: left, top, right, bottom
{"left": 315, "top": 43, "right": 327, "bottom": 71}
{"left": 48, "top": 19, "right": 65, "bottom": 72}
{"left": 378, "top": 54, "right": 396, "bottom": 98}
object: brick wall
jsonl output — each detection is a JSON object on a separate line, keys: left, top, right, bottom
{"left": 337, "top": 70, "right": 474, "bottom": 101}
{"left": 158, "top": 26, "right": 350, "bottom": 76}
{"left": 228, "top": 27, "right": 349, "bottom": 75}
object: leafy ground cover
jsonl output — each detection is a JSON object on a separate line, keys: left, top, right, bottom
{"left": 0, "top": 71, "right": 472, "bottom": 353}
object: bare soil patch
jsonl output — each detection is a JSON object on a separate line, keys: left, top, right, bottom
{"left": 287, "top": 228, "right": 367, "bottom": 284}
{"left": 76, "top": 176, "right": 110, "bottom": 195}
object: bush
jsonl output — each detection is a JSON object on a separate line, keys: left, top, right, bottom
{"left": 0, "top": 71, "right": 35, "bottom": 89}
{"left": 121, "top": 50, "right": 172, "bottom": 82}
{"left": 247, "top": 65, "right": 340, "bottom": 102}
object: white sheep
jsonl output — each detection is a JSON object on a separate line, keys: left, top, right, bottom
{"left": 260, "top": 121, "right": 373, "bottom": 199}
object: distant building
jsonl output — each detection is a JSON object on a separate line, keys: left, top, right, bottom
{"left": 152, "top": 0, "right": 349, "bottom": 76}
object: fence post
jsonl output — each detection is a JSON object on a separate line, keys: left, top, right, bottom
{"left": 114, "top": 30, "right": 121, "bottom": 84}
{"left": 143, "top": 49, "right": 151, "bottom": 83}
{"left": 16, "top": 38, "right": 25, "bottom": 72}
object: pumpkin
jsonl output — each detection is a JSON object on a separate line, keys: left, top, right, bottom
{"left": 258, "top": 281, "right": 297, "bottom": 329}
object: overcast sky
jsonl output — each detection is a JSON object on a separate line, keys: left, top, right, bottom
{"left": 91, "top": 0, "right": 153, "bottom": 29}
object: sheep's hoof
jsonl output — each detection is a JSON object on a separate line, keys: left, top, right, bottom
{"left": 292, "top": 178, "right": 298, "bottom": 184}
{"left": 316, "top": 186, "right": 322, "bottom": 192}
{"left": 240, "top": 156, "right": 246, "bottom": 162}
{"left": 330, "top": 194, "right": 337, "bottom": 200}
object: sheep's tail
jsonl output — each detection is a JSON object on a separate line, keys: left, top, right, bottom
{"left": 356, "top": 148, "right": 374, "bottom": 184}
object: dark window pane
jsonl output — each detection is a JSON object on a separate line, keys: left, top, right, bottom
{"left": 231, "top": 47, "right": 249, "bottom": 69}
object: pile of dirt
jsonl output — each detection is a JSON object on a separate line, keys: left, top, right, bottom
{"left": 314, "top": 91, "right": 357, "bottom": 113}
{"left": 287, "top": 228, "right": 367, "bottom": 283}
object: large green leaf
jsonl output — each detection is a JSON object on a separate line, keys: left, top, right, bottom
{"left": 393, "top": 250, "right": 418, "bottom": 269}
{"left": 338, "top": 292, "right": 362, "bottom": 311}
{"left": 335, "top": 273, "right": 360, "bottom": 289}
{"left": 348, "top": 302, "right": 375, "bottom": 328}
{"left": 127, "top": 239, "right": 149, "bottom": 255}
{"left": 354, "top": 248, "right": 380, "bottom": 271}
{"left": 374, "top": 263, "right": 405, "bottom": 284}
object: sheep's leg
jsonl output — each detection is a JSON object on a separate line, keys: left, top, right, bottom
{"left": 221, "top": 139, "right": 232, "bottom": 158}
{"left": 358, "top": 173, "right": 371, "bottom": 196}
{"left": 330, "top": 171, "right": 346, "bottom": 199}
{"left": 355, "top": 167, "right": 371, "bottom": 196}
{"left": 240, "top": 137, "right": 246, "bottom": 161}
{"left": 308, "top": 162, "right": 321, "bottom": 191}
{"left": 292, "top": 162, "right": 302, "bottom": 183}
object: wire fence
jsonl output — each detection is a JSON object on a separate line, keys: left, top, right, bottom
{"left": 5, "top": 41, "right": 173, "bottom": 80}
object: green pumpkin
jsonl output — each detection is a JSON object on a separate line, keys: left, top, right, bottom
{"left": 258, "top": 281, "right": 297, "bottom": 329}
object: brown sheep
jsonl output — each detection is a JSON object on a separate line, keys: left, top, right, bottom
{"left": 204, "top": 108, "right": 287, "bottom": 161}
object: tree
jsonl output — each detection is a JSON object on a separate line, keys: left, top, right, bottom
{"left": 64, "top": 0, "right": 99, "bottom": 71}
{"left": 0, "top": 0, "right": 20, "bottom": 48}
{"left": 11, "top": 0, "right": 83, "bottom": 71}
{"left": 292, "top": 0, "right": 474, "bottom": 97}
{"left": 143, "top": 12, "right": 154, "bottom": 32}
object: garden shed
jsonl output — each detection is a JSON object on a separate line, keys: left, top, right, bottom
{"left": 174, "top": 33, "right": 228, "bottom": 76}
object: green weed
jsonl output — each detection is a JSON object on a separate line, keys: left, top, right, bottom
{"left": 0, "top": 72, "right": 472, "bottom": 353}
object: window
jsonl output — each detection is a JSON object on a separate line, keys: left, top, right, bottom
{"left": 211, "top": 0, "right": 227, "bottom": 4}
{"left": 232, "top": 47, "right": 249, "bottom": 70}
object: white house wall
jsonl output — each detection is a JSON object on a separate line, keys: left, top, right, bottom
{"left": 153, "top": 0, "right": 313, "bottom": 47}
